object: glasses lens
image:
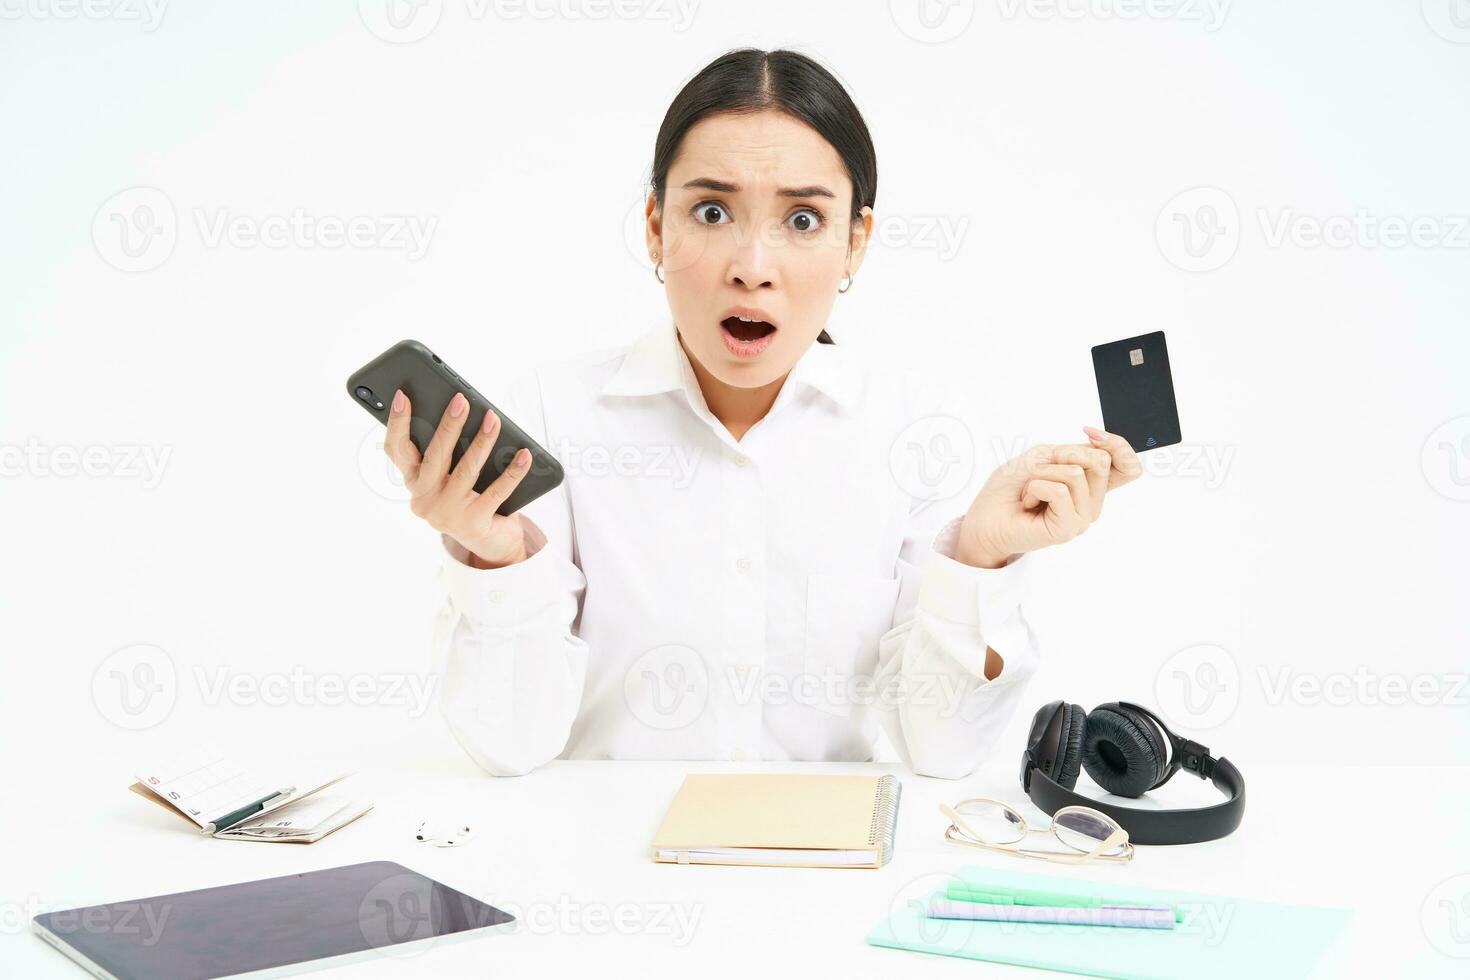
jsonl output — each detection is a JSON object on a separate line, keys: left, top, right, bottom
{"left": 1054, "top": 808, "right": 1127, "bottom": 855}
{"left": 953, "top": 800, "right": 1027, "bottom": 845}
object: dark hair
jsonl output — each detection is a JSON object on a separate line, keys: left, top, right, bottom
{"left": 649, "top": 48, "right": 877, "bottom": 346}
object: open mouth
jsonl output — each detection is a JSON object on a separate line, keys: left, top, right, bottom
{"left": 720, "top": 316, "right": 777, "bottom": 342}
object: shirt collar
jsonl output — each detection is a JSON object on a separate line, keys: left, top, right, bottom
{"left": 598, "top": 318, "right": 860, "bottom": 416}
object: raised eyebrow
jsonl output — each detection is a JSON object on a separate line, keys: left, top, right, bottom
{"left": 679, "top": 177, "right": 836, "bottom": 199}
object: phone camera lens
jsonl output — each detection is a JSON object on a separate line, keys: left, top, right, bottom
{"left": 355, "top": 385, "right": 376, "bottom": 403}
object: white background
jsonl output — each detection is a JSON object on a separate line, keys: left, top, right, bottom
{"left": 2, "top": 1, "right": 1468, "bottom": 975}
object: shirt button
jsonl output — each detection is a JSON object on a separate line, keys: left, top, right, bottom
{"left": 734, "top": 454, "right": 749, "bottom": 467}
{"left": 735, "top": 664, "right": 750, "bottom": 677}
{"left": 730, "top": 749, "right": 746, "bottom": 762}
{"left": 735, "top": 558, "right": 751, "bottom": 574}
{"left": 489, "top": 589, "right": 506, "bottom": 603}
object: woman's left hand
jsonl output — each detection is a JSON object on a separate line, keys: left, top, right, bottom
{"left": 954, "top": 427, "right": 1143, "bottom": 569}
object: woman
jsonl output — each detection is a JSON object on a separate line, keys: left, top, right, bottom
{"left": 383, "top": 49, "right": 1141, "bottom": 777}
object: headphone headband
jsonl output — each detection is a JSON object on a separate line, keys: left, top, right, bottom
{"left": 1020, "top": 700, "right": 1246, "bottom": 845}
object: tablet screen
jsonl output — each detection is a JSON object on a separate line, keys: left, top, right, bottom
{"left": 33, "top": 861, "right": 514, "bottom": 979}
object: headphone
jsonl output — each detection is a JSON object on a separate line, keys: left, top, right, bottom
{"left": 1020, "top": 700, "right": 1245, "bottom": 845}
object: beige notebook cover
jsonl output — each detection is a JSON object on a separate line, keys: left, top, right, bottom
{"left": 651, "top": 773, "right": 902, "bottom": 869}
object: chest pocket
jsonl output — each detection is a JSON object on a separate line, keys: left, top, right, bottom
{"left": 802, "top": 572, "right": 902, "bottom": 718}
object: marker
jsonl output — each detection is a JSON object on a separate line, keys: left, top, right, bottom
{"left": 203, "top": 788, "right": 295, "bottom": 835}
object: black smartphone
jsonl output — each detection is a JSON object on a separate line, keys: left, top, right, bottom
{"left": 346, "top": 339, "right": 564, "bottom": 515}
{"left": 1091, "top": 331, "right": 1182, "bottom": 453}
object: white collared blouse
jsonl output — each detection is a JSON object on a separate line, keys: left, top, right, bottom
{"left": 433, "top": 319, "right": 1040, "bottom": 777}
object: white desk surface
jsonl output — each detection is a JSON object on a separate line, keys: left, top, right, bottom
{"left": 8, "top": 751, "right": 1465, "bottom": 979}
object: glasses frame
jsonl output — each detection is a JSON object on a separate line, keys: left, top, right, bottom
{"left": 940, "top": 797, "right": 1135, "bottom": 865}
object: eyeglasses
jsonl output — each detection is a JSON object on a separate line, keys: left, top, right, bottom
{"left": 940, "top": 798, "right": 1134, "bottom": 865}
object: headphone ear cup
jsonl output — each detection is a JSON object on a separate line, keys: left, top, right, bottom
{"left": 1053, "top": 703, "right": 1086, "bottom": 790}
{"left": 1081, "top": 702, "right": 1168, "bottom": 798}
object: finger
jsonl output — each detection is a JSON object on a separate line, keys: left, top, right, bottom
{"left": 1032, "top": 463, "right": 1090, "bottom": 522}
{"left": 1052, "top": 444, "right": 1110, "bottom": 517}
{"left": 383, "top": 389, "right": 421, "bottom": 482}
{"left": 1083, "top": 426, "right": 1143, "bottom": 488}
{"left": 445, "top": 408, "right": 501, "bottom": 497}
{"left": 1022, "top": 478, "right": 1084, "bottom": 539}
{"left": 419, "top": 392, "right": 471, "bottom": 489}
{"left": 467, "top": 445, "right": 534, "bottom": 521}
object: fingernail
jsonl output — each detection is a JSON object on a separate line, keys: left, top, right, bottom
{"left": 450, "top": 393, "right": 466, "bottom": 417}
{"left": 1083, "top": 426, "right": 1106, "bottom": 442}
{"left": 392, "top": 389, "right": 405, "bottom": 413}
{"left": 482, "top": 411, "right": 499, "bottom": 434}
{"left": 514, "top": 448, "right": 530, "bottom": 468}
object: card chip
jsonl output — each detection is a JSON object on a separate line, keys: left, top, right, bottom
{"left": 1129, "top": 348, "right": 1144, "bottom": 366}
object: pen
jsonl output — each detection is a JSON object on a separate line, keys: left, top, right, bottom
{"left": 927, "top": 897, "right": 1176, "bottom": 929}
{"left": 203, "top": 787, "right": 296, "bottom": 835}
{"left": 946, "top": 882, "right": 1182, "bottom": 923}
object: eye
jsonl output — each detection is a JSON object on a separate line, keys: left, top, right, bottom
{"left": 690, "top": 202, "right": 731, "bottom": 225}
{"left": 787, "top": 208, "right": 824, "bottom": 234}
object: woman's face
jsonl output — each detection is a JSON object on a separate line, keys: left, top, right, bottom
{"left": 646, "top": 110, "right": 872, "bottom": 389}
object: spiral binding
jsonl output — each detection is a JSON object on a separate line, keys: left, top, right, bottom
{"left": 867, "top": 775, "right": 903, "bottom": 866}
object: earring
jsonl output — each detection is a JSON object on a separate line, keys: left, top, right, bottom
{"left": 838, "top": 271, "right": 854, "bottom": 294}
{"left": 652, "top": 253, "right": 665, "bottom": 284}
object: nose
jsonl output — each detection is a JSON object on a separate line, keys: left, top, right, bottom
{"left": 726, "top": 224, "right": 776, "bottom": 290}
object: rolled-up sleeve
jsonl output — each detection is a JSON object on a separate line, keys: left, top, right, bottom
{"left": 874, "top": 512, "right": 1041, "bottom": 778}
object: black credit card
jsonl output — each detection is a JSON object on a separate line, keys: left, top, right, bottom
{"left": 1091, "top": 331, "right": 1181, "bottom": 452}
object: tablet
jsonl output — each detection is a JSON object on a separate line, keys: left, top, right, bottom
{"left": 32, "top": 861, "right": 515, "bottom": 979}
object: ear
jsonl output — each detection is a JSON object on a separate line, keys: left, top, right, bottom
{"left": 644, "top": 191, "right": 662, "bottom": 263}
{"left": 845, "top": 206, "right": 874, "bottom": 279}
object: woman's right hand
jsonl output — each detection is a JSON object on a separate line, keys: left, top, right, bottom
{"left": 384, "top": 389, "right": 536, "bottom": 569}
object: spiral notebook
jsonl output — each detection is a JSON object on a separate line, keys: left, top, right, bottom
{"left": 651, "top": 773, "right": 902, "bottom": 869}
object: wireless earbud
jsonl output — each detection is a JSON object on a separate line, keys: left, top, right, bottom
{"left": 414, "top": 819, "right": 474, "bottom": 847}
